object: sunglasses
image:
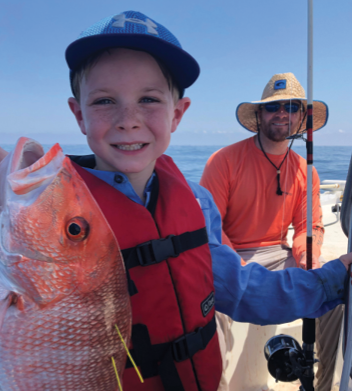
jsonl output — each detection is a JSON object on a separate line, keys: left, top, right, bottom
{"left": 262, "top": 102, "right": 301, "bottom": 113}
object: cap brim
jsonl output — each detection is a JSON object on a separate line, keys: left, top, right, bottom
{"left": 65, "top": 34, "right": 200, "bottom": 90}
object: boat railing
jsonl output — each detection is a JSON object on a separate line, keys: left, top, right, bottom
{"left": 288, "top": 180, "right": 346, "bottom": 229}
{"left": 320, "top": 180, "right": 345, "bottom": 227}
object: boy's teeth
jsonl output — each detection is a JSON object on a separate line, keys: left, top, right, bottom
{"left": 116, "top": 143, "right": 144, "bottom": 151}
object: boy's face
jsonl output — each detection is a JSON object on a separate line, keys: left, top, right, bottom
{"left": 69, "top": 48, "right": 190, "bottom": 182}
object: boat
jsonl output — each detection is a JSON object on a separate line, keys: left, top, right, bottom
{"left": 221, "top": 179, "right": 348, "bottom": 391}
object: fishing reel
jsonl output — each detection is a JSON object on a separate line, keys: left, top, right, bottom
{"left": 264, "top": 334, "right": 318, "bottom": 390}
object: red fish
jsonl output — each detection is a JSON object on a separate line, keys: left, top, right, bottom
{"left": 0, "top": 137, "right": 131, "bottom": 390}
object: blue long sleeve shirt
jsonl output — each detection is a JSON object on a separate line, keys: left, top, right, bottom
{"left": 84, "top": 167, "right": 346, "bottom": 326}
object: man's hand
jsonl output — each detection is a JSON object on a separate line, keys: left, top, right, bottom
{"left": 299, "top": 252, "right": 321, "bottom": 269}
{"left": 0, "top": 147, "right": 8, "bottom": 163}
{"left": 339, "top": 253, "right": 352, "bottom": 271}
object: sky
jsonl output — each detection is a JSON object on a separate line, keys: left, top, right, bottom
{"left": 1, "top": 0, "right": 351, "bottom": 146}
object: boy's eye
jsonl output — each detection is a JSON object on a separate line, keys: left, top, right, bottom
{"left": 140, "top": 97, "right": 159, "bottom": 103}
{"left": 94, "top": 98, "right": 113, "bottom": 105}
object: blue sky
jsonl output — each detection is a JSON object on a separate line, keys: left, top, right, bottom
{"left": 1, "top": 0, "right": 351, "bottom": 146}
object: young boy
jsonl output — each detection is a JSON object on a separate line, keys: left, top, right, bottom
{"left": 1, "top": 10, "right": 352, "bottom": 391}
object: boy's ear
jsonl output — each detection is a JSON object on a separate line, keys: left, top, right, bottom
{"left": 68, "top": 98, "right": 87, "bottom": 135}
{"left": 171, "top": 97, "right": 191, "bottom": 133}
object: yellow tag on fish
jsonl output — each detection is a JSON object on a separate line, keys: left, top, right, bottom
{"left": 111, "top": 357, "right": 123, "bottom": 391}
{"left": 115, "top": 324, "right": 144, "bottom": 383}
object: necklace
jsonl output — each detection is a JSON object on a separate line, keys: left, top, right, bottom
{"left": 257, "top": 132, "right": 294, "bottom": 196}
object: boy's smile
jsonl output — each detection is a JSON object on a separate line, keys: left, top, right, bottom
{"left": 69, "top": 48, "right": 190, "bottom": 195}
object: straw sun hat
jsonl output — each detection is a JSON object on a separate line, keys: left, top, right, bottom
{"left": 236, "top": 72, "right": 328, "bottom": 133}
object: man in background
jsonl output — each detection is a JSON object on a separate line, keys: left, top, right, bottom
{"left": 200, "top": 72, "right": 342, "bottom": 391}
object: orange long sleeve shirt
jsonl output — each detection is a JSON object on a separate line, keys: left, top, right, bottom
{"left": 200, "top": 137, "right": 324, "bottom": 264}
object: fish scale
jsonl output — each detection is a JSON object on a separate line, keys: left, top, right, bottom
{"left": 0, "top": 258, "right": 129, "bottom": 391}
{"left": 0, "top": 276, "right": 127, "bottom": 390}
{"left": 0, "top": 138, "right": 132, "bottom": 390}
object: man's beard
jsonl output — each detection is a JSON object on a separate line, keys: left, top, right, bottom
{"left": 260, "top": 124, "right": 292, "bottom": 143}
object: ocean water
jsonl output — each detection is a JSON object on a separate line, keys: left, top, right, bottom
{"left": 2, "top": 144, "right": 352, "bottom": 184}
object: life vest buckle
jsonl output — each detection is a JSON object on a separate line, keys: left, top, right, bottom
{"left": 136, "top": 235, "right": 180, "bottom": 266}
{"left": 172, "top": 327, "right": 205, "bottom": 362}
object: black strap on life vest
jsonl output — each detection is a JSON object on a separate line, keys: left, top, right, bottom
{"left": 121, "top": 228, "right": 208, "bottom": 270}
{"left": 146, "top": 173, "right": 159, "bottom": 217}
{"left": 122, "top": 228, "right": 208, "bottom": 296}
{"left": 126, "top": 316, "right": 217, "bottom": 390}
{"left": 69, "top": 154, "right": 96, "bottom": 168}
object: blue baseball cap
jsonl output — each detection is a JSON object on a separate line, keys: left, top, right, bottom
{"left": 65, "top": 11, "right": 200, "bottom": 97}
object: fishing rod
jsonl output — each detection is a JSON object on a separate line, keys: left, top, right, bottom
{"left": 300, "top": 0, "right": 316, "bottom": 389}
{"left": 264, "top": 2, "right": 316, "bottom": 389}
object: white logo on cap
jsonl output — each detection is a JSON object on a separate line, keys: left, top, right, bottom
{"left": 112, "top": 14, "right": 158, "bottom": 35}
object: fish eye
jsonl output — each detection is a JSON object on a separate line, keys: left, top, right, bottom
{"left": 68, "top": 223, "right": 81, "bottom": 235}
{"left": 66, "top": 217, "right": 89, "bottom": 242}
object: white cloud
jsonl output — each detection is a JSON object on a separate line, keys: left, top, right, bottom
{"left": 339, "top": 129, "right": 346, "bottom": 133}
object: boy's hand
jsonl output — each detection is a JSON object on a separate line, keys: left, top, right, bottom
{"left": 0, "top": 147, "right": 8, "bottom": 163}
{"left": 339, "top": 253, "right": 352, "bottom": 271}
{"left": 299, "top": 252, "right": 321, "bottom": 269}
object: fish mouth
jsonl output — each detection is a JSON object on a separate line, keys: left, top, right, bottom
{"left": 111, "top": 143, "right": 148, "bottom": 151}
